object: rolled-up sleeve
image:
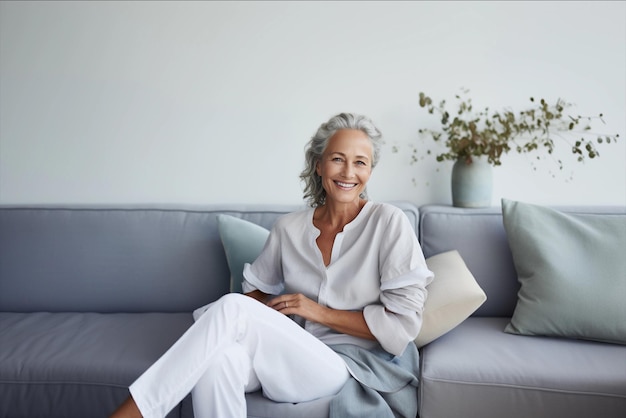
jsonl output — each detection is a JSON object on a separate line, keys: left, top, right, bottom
{"left": 242, "top": 263, "right": 283, "bottom": 295}
{"left": 364, "top": 282, "right": 428, "bottom": 356}
{"left": 241, "top": 223, "right": 285, "bottom": 296}
{"left": 364, "top": 210, "right": 434, "bottom": 356}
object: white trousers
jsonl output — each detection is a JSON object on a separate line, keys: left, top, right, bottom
{"left": 129, "top": 293, "right": 350, "bottom": 418}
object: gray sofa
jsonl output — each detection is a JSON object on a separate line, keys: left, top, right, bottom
{"left": 1, "top": 202, "right": 625, "bottom": 418}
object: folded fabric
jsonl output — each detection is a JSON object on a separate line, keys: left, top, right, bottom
{"left": 329, "top": 343, "right": 420, "bottom": 418}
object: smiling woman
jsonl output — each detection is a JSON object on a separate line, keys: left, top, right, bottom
{"left": 110, "top": 113, "right": 433, "bottom": 418}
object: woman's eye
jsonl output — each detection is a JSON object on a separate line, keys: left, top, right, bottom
{"left": 356, "top": 161, "right": 367, "bottom": 166}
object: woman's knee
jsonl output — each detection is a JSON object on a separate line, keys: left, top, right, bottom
{"left": 216, "top": 292, "right": 257, "bottom": 311}
{"left": 198, "top": 293, "right": 261, "bottom": 330}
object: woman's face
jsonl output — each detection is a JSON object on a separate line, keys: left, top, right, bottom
{"left": 316, "top": 129, "right": 373, "bottom": 205}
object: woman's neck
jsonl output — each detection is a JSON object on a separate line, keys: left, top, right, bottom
{"left": 314, "top": 199, "right": 367, "bottom": 231}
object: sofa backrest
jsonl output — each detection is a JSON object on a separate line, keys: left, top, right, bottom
{"left": 0, "top": 201, "right": 419, "bottom": 313}
{"left": 418, "top": 204, "right": 626, "bottom": 317}
{"left": 419, "top": 205, "right": 519, "bottom": 317}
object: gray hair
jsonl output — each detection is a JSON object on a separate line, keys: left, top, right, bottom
{"left": 300, "top": 113, "right": 383, "bottom": 207}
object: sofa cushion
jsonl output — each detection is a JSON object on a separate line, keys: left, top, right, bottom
{"left": 0, "top": 207, "right": 233, "bottom": 313}
{"left": 416, "top": 250, "right": 486, "bottom": 347}
{"left": 502, "top": 199, "right": 626, "bottom": 344}
{"left": 0, "top": 312, "right": 194, "bottom": 418}
{"left": 217, "top": 214, "right": 270, "bottom": 294}
{"left": 418, "top": 205, "right": 520, "bottom": 317}
{"left": 419, "top": 317, "right": 626, "bottom": 418}
{"left": 246, "top": 390, "right": 332, "bottom": 418}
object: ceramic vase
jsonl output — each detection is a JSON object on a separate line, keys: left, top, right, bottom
{"left": 451, "top": 157, "right": 493, "bottom": 208}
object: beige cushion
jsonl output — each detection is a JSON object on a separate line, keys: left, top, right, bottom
{"left": 415, "top": 250, "right": 487, "bottom": 347}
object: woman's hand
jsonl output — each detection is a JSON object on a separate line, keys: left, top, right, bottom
{"left": 267, "top": 293, "right": 376, "bottom": 341}
{"left": 266, "top": 293, "right": 323, "bottom": 321}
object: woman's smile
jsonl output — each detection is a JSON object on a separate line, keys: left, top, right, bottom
{"left": 334, "top": 180, "right": 358, "bottom": 190}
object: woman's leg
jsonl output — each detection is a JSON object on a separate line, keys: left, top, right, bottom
{"left": 191, "top": 343, "right": 260, "bottom": 418}
{"left": 124, "top": 293, "right": 349, "bottom": 418}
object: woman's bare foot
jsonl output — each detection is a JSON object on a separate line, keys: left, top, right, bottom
{"left": 109, "top": 395, "right": 142, "bottom": 418}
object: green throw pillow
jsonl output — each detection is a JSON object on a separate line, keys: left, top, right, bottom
{"left": 217, "top": 214, "right": 270, "bottom": 293}
{"left": 502, "top": 199, "right": 626, "bottom": 344}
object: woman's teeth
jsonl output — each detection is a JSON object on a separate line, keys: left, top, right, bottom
{"left": 336, "top": 181, "right": 356, "bottom": 189}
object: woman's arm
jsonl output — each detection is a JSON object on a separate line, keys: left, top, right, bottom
{"left": 266, "top": 293, "right": 376, "bottom": 341}
{"left": 317, "top": 307, "right": 375, "bottom": 341}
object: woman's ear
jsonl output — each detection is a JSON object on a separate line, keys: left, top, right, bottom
{"left": 315, "top": 161, "right": 321, "bottom": 176}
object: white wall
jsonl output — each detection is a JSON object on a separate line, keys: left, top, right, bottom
{"left": 1, "top": 1, "right": 625, "bottom": 207}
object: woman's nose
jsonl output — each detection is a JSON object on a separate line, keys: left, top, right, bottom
{"left": 341, "top": 163, "right": 354, "bottom": 178}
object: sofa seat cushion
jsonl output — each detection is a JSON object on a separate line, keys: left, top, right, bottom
{"left": 246, "top": 390, "right": 331, "bottom": 418}
{"left": 419, "top": 317, "right": 626, "bottom": 418}
{"left": 0, "top": 311, "right": 332, "bottom": 418}
{"left": 0, "top": 312, "right": 194, "bottom": 418}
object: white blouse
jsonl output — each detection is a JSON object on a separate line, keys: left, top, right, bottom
{"left": 242, "top": 201, "right": 434, "bottom": 356}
